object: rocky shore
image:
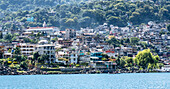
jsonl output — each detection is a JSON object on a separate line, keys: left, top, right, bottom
{"left": 1, "top": 66, "right": 168, "bottom": 75}
{"left": 0, "top": 66, "right": 44, "bottom": 75}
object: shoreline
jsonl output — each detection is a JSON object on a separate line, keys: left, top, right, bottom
{"left": 1, "top": 72, "right": 170, "bottom": 76}
{"left": 1, "top": 70, "right": 169, "bottom": 76}
{"left": 1, "top": 66, "right": 169, "bottom": 76}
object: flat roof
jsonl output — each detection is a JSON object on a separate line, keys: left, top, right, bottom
{"left": 27, "top": 27, "right": 55, "bottom": 31}
{"left": 17, "top": 43, "right": 37, "bottom": 46}
{"left": 90, "top": 57, "right": 99, "bottom": 59}
{"left": 28, "top": 27, "right": 55, "bottom": 29}
{"left": 36, "top": 44, "right": 55, "bottom": 47}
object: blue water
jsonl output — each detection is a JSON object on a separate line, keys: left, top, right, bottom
{"left": 0, "top": 73, "right": 170, "bottom": 89}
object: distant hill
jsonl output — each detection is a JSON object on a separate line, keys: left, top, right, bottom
{"left": 0, "top": 0, "right": 102, "bottom": 11}
{"left": 0, "top": 0, "right": 169, "bottom": 30}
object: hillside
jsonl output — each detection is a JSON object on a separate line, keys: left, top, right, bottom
{"left": 0, "top": 0, "right": 100, "bottom": 11}
{"left": 0, "top": 0, "right": 169, "bottom": 30}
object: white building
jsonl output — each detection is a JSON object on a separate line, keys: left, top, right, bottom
{"left": 159, "top": 65, "right": 170, "bottom": 72}
{"left": 65, "top": 29, "right": 76, "bottom": 39}
{"left": 36, "top": 44, "right": 56, "bottom": 63}
{"left": 56, "top": 49, "right": 69, "bottom": 65}
{"left": 56, "top": 49, "right": 78, "bottom": 64}
{"left": 16, "top": 43, "right": 36, "bottom": 56}
{"left": 70, "top": 53, "right": 78, "bottom": 64}
{"left": 79, "top": 55, "right": 91, "bottom": 63}
{"left": 26, "top": 27, "right": 59, "bottom": 35}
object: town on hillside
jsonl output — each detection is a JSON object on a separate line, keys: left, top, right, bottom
{"left": 0, "top": 21, "right": 170, "bottom": 75}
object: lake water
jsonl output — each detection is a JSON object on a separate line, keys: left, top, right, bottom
{"left": 0, "top": 73, "right": 169, "bottom": 89}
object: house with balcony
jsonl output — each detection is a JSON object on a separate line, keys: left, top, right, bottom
{"left": 56, "top": 49, "right": 70, "bottom": 65}
{"left": 56, "top": 48, "right": 79, "bottom": 64}
{"left": 16, "top": 43, "right": 36, "bottom": 56}
{"left": 36, "top": 44, "right": 56, "bottom": 63}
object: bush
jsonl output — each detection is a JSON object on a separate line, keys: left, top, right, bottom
{"left": 20, "top": 61, "right": 28, "bottom": 69}
{"left": 76, "top": 64, "right": 80, "bottom": 67}
{"left": 9, "top": 63, "right": 20, "bottom": 69}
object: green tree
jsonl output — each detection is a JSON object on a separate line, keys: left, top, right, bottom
{"left": 125, "top": 57, "right": 134, "bottom": 67}
{"left": 20, "top": 61, "right": 28, "bottom": 70}
{"left": 159, "top": 8, "right": 169, "bottom": 20}
{"left": 116, "top": 55, "right": 121, "bottom": 66}
{"left": 23, "top": 37, "right": 31, "bottom": 43}
{"left": 71, "top": 6, "right": 80, "bottom": 14}
{"left": 14, "top": 55, "right": 26, "bottom": 63}
{"left": 20, "top": 17, "right": 27, "bottom": 22}
{"left": 120, "top": 57, "right": 126, "bottom": 68}
{"left": 107, "top": 37, "right": 120, "bottom": 47}
{"left": 0, "top": 50, "right": 3, "bottom": 59}
{"left": 38, "top": 55, "right": 49, "bottom": 64}
{"left": 134, "top": 49, "right": 159, "bottom": 69}
{"left": 167, "top": 24, "right": 170, "bottom": 32}
{"left": 102, "top": 58, "right": 108, "bottom": 61}
{"left": 8, "top": 49, "right": 11, "bottom": 53}
{"left": 13, "top": 47, "right": 21, "bottom": 55}
{"left": 65, "top": 18, "right": 75, "bottom": 28}
{"left": 129, "top": 12, "right": 141, "bottom": 24}
{"left": 82, "top": 10, "right": 95, "bottom": 18}
{"left": 107, "top": 16, "right": 120, "bottom": 26}
{"left": 33, "top": 52, "right": 40, "bottom": 62}
{"left": 0, "top": 32, "right": 3, "bottom": 39}
{"left": 130, "top": 37, "right": 140, "bottom": 45}
{"left": 12, "top": 36, "right": 17, "bottom": 41}
{"left": 4, "top": 34, "right": 13, "bottom": 42}
{"left": 79, "top": 16, "right": 92, "bottom": 28}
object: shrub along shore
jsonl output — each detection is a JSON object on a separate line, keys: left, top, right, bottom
{"left": 0, "top": 65, "right": 168, "bottom": 75}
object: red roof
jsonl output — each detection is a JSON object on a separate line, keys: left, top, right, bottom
{"left": 106, "top": 51, "right": 115, "bottom": 53}
{"left": 106, "top": 49, "right": 115, "bottom": 53}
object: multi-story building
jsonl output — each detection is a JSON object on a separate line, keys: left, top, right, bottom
{"left": 70, "top": 53, "right": 78, "bottom": 64}
{"left": 36, "top": 44, "right": 56, "bottom": 63}
{"left": 56, "top": 49, "right": 78, "bottom": 64}
{"left": 65, "top": 29, "right": 76, "bottom": 39}
{"left": 16, "top": 43, "right": 36, "bottom": 56}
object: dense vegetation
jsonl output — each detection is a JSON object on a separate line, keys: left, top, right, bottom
{"left": 0, "top": 32, "right": 42, "bottom": 43}
{"left": 0, "top": 47, "right": 50, "bottom": 70}
{"left": 116, "top": 49, "right": 164, "bottom": 70}
{"left": 0, "top": 0, "right": 98, "bottom": 11}
{"left": 0, "top": 0, "right": 169, "bottom": 30}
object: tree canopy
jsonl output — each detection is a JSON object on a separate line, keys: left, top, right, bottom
{"left": 134, "top": 49, "right": 160, "bottom": 69}
{"left": 0, "top": 0, "right": 169, "bottom": 30}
